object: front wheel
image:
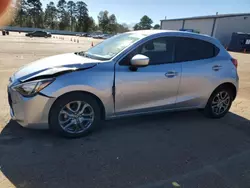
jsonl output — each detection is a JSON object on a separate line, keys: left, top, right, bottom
{"left": 49, "top": 93, "right": 101, "bottom": 138}
{"left": 204, "top": 87, "right": 233, "bottom": 118}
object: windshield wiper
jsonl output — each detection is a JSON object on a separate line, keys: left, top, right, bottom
{"left": 75, "top": 51, "right": 86, "bottom": 56}
{"left": 75, "top": 51, "right": 95, "bottom": 59}
{"left": 75, "top": 51, "right": 110, "bottom": 61}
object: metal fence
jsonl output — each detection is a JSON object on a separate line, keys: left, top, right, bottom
{"left": 1, "top": 26, "right": 85, "bottom": 35}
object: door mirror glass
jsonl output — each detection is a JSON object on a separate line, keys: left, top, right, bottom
{"left": 130, "top": 54, "right": 149, "bottom": 67}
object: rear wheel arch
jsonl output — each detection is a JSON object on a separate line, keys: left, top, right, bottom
{"left": 212, "top": 82, "right": 237, "bottom": 101}
{"left": 203, "top": 82, "right": 236, "bottom": 118}
{"left": 49, "top": 91, "right": 106, "bottom": 122}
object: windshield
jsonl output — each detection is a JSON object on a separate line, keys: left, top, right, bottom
{"left": 85, "top": 33, "right": 147, "bottom": 60}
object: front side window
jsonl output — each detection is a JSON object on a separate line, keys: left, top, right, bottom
{"left": 85, "top": 33, "right": 148, "bottom": 60}
{"left": 120, "top": 37, "right": 175, "bottom": 65}
{"left": 175, "top": 37, "right": 219, "bottom": 62}
{"left": 140, "top": 37, "right": 175, "bottom": 65}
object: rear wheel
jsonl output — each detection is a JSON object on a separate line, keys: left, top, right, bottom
{"left": 204, "top": 87, "right": 233, "bottom": 118}
{"left": 49, "top": 93, "right": 101, "bottom": 138}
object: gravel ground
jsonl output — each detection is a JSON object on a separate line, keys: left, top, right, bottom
{"left": 0, "top": 32, "right": 250, "bottom": 188}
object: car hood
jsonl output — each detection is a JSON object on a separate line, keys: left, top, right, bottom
{"left": 13, "top": 53, "right": 101, "bottom": 82}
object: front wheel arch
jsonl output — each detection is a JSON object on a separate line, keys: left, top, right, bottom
{"left": 48, "top": 91, "right": 106, "bottom": 123}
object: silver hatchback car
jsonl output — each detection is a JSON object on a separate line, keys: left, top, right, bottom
{"left": 8, "top": 30, "right": 239, "bottom": 137}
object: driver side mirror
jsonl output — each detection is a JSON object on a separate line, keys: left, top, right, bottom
{"left": 129, "top": 54, "right": 149, "bottom": 71}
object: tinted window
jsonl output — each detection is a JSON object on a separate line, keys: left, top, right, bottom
{"left": 40, "top": 31, "right": 46, "bottom": 36}
{"left": 34, "top": 31, "right": 46, "bottom": 36}
{"left": 119, "top": 37, "right": 175, "bottom": 66}
{"left": 175, "top": 37, "right": 219, "bottom": 62}
{"left": 33, "top": 31, "right": 40, "bottom": 36}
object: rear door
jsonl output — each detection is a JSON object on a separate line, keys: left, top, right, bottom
{"left": 174, "top": 37, "right": 220, "bottom": 108}
{"left": 115, "top": 37, "right": 182, "bottom": 114}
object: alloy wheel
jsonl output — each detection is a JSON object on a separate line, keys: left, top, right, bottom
{"left": 211, "top": 91, "right": 231, "bottom": 115}
{"left": 58, "top": 101, "right": 94, "bottom": 134}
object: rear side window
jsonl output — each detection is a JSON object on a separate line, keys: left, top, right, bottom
{"left": 175, "top": 37, "right": 219, "bottom": 62}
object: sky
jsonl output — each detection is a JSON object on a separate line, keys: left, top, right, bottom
{"left": 42, "top": 0, "right": 250, "bottom": 27}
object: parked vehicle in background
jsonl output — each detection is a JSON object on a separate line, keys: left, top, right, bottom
{"left": 76, "top": 33, "right": 87, "bottom": 37}
{"left": 228, "top": 32, "right": 250, "bottom": 52}
{"left": 101, "top": 34, "right": 112, "bottom": 39}
{"left": 92, "top": 34, "right": 103, "bottom": 39}
{"left": 92, "top": 34, "right": 112, "bottom": 39}
{"left": 25, "top": 31, "right": 52, "bottom": 38}
{"left": 86, "top": 33, "right": 93, "bottom": 37}
{"left": 8, "top": 30, "right": 239, "bottom": 138}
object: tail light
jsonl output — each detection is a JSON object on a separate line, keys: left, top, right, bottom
{"left": 231, "top": 58, "right": 238, "bottom": 68}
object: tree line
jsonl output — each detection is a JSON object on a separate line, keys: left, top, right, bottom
{"left": 12, "top": 0, "right": 130, "bottom": 33}
{"left": 11, "top": 0, "right": 160, "bottom": 33}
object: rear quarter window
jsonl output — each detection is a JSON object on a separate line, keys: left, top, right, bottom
{"left": 175, "top": 37, "right": 220, "bottom": 62}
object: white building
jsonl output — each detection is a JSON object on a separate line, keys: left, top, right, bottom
{"left": 160, "top": 13, "right": 250, "bottom": 46}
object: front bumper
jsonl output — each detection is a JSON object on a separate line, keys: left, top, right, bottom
{"left": 8, "top": 87, "right": 56, "bottom": 129}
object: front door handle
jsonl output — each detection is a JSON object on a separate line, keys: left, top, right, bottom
{"left": 212, "top": 65, "right": 222, "bottom": 71}
{"left": 165, "top": 71, "right": 178, "bottom": 78}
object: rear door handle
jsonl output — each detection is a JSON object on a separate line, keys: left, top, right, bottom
{"left": 212, "top": 65, "right": 222, "bottom": 71}
{"left": 165, "top": 71, "right": 178, "bottom": 78}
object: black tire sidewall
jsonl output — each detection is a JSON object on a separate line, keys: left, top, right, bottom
{"left": 49, "top": 93, "right": 101, "bottom": 138}
{"left": 204, "top": 87, "right": 233, "bottom": 118}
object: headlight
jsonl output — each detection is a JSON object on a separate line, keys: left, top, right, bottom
{"left": 12, "top": 78, "right": 55, "bottom": 97}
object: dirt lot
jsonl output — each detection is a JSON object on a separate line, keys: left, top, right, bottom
{"left": 0, "top": 32, "right": 250, "bottom": 188}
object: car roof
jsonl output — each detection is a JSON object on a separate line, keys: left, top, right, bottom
{"left": 128, "top": 29, "right": 209, "bottom": 38}
{"left": 128, "top": 30, "right": 220, "bottom": 46}
{"left": 127, "top": 30, "right": 167, "bottom": 35}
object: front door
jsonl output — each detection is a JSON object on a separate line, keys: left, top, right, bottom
{"left": 115, "top": 37, "right": 181, "bottom": 115}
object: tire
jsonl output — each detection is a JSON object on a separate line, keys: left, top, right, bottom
{"left": 204, "top": 87, "right": 233, "bottom": 118}
{"left": 49, "top": 92, "right": 101, "bottom": 138}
